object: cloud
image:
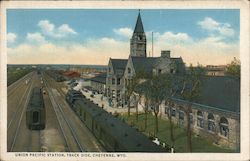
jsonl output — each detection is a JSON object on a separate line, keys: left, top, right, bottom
{"left": 148, "top": 31, "right": 238, "bottom": 65}
{"left": 113, "top": 27, "right": 133, "bottom": 38}
{"left": 149, "top": 31, "right": 193, "bottom": 45}
{"left": 7, "top": 37, "right": 129, "bottom": 65}
{"left": 7, "top": 29, "right": 239, "bottom": 66}
{"left": 26, "top": 32, "right": 47, "bottom": 44}
{"left": 38, "top": 20, "right": 77, "bottom": 38}
{"left": 198, "top": 17, "right": 235, "bottom": 37}
{"left": 7, "top": 33, "right": 17, "bottom": 43}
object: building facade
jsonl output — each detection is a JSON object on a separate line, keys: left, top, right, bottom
{"left": 105, "top": 11, "right": 240, "bottom": 150}
{"left": 106, "top": 11, "right": 185, "bottom": 108}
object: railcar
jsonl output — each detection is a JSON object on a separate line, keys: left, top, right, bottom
{"left": 66, "top": 90, "right": 166, "bottom": 152}
{"left": 26, "top": 87, "right": 45, "bottom": 130}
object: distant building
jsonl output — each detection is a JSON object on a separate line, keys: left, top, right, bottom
{"left": 206, "top": 65, "right": 226, "bottom": 76}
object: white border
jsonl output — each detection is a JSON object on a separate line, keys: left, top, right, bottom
{"left": 0, "top": 1, "right": 249, "bottom": 161}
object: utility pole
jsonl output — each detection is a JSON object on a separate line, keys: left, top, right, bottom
{"left": 152, "top": 32, "right": 154, "bottom": 57}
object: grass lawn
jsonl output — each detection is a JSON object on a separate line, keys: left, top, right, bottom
{"left": 119, "top": 113, "right": 235, "bottom": 153}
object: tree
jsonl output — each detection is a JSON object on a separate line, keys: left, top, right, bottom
{"left": 125, "top": 76, "right": 139, "bottom": 118}
{"left": 135, "top": 80, "right": 151, "bottom": 130}
{"left": 161, "top": 74, "right": 182, "bottom": 145}
{"left": 225, "top": 57, "right": 240, "bottom": 78}
{"left": 148, "top": 75, "right": 173, "bottom": 135}
{"left": 180, "top": 64, "right": 205, "bottom": 152}
{"left": 125, "top": 69, "right": 148, "bottom": 118}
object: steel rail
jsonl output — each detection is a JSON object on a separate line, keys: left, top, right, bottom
{"left": 9, "top": 79, "right": 34, "bottom": 152}
{"left": 43, "top": 74, "right": 85, "bottom": 152}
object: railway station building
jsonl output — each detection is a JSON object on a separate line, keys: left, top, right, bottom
{"left": 105, "top": 11, "right": 240, "bottom": 150}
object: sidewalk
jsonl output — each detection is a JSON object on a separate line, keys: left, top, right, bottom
{"left": 80, "top": 89, "right": 138, "bottom": 114}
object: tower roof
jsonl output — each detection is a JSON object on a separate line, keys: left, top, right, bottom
{"left": 134, "top": 11, "right": 144, "bottom": 33}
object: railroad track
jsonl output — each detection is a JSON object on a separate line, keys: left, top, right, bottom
{"left": 7, "top": 78, "right": 34, "bottom": 130}
{"left": 43, "top": 75, "right": 85, "bottom": 152}
{"left": 7, "top": 72, "right": 32, "bottom": 97}
{"left": 8, "top": 78, "right": 34, "bottom": 152}
{"left": 28, "top": 130, "right": 41, "bottom": 152}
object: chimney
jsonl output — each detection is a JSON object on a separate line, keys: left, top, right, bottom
{"left": 161, "top": 50, "right": 170, "bottom": 58}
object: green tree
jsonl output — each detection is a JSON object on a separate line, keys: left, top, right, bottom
{"left": 160, "top": 73, "right": 182, "bottom": 145}
{"left": 225, "top": 57, "right": 240, "bottom": 77}
{"left": 180, "top": 64, "right": 205, "bottom": 152}
{"left": 135, "top": 80, "right": 151, "bottom": 130}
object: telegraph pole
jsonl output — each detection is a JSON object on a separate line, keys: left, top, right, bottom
{"left": 152, "top": 32, "right": 154, "bottom": 57}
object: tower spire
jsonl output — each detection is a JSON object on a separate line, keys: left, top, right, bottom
{"left": 130, "top": 10, "right": 147, "bottom": 57}
{"left": 134, "top": 10, "right": 144, "bottom": 33}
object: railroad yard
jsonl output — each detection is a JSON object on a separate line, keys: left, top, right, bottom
{"left": 7, "top": 71, "right": 104, "bottom": 152}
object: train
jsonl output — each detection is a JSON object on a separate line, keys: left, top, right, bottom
{"left": 65, "top": 90, "right": 166, "bottom": 152}
{"left": 26, "top": 87, "right": 46, "bottom": 130}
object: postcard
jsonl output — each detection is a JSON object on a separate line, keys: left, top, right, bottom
{"left": 0, "top": 0, "right": 249, "bottom": 161}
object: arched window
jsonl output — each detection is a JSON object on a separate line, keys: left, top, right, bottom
{"left": 171, "top": 108, "right": 176, "bottom": 117}
{"left": 197, "top": 110, "right": 204, "bottom": 128}
{"left": 178, "top": 110, "right": 185, "bottom": 126}
{"left": 208, "top": 113, "right": 216, "bottom": 132}
{"left": 189, "top": 113, "right": 193, "bottom": 125}
{"left": 220, "top": 117, "right": 229, "bottom": 138}
{"left": 128, "top": 68, "right": 131, "bottom": 74}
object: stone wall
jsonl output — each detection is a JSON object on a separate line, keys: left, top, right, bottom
{"left": 159, "top": 100, "right": 240, "bottom": 150}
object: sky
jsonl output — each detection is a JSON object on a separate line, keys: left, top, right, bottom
{"left": 7, "top": 9, "right": 239, "bottom": 65}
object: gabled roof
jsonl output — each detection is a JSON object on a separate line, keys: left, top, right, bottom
{"left": 134, "top": 12, "right": 144, "bottom": 33}
{"left": 171, "top": 57, "right": 183, "bottom": 64}
{"left": 131, "top": 56, "right": 157, "bottom": 76}
{"left": 90, "top": 73, "right": 107, "bottom": 84}
{"left": 110, "top": 58, "right": 128, "bottom": 76}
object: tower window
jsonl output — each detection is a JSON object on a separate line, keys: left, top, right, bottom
{"left": 128, "top": 68, "right": 131, "bottom": 74}
{"left": 117, "top": 78, "right": 121, "bottom": 85}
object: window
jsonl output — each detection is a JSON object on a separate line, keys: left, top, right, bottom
{"left": 117, "top": 78, "right": 121, "bottom": 85}
{"left": 220, "top": 117, "right": 229, "bottom": 138}
{"left": 178, "top": 110, "right": 185, "bottom": 126}
{"left": 179, "top": 111, "right": 184, "bottom": 120}
{"left": 117, "top": 90, "right": 120, "bottom": 98}
{"left": 128, "top": 68, "right": 131, "bottom": 74}
{"left": 189, "top": 113, "right": 193, "bottom": 124}
{"left": 208, "top": 113, "right": 215, "bottom": 132}
{"left": 171, "top": 108, "right": 176, "bottom": 117}
{"left": 108, "top": 67, "right": 111, "bottom": 72}
{"left": 112, "top": 78, "right": 115, "bottom": 85}
{"left": 197, "top": 111, "right": 204, "bottom": 128}
{"left": 32, "top": 111, "right": 39, "bottom": 124}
